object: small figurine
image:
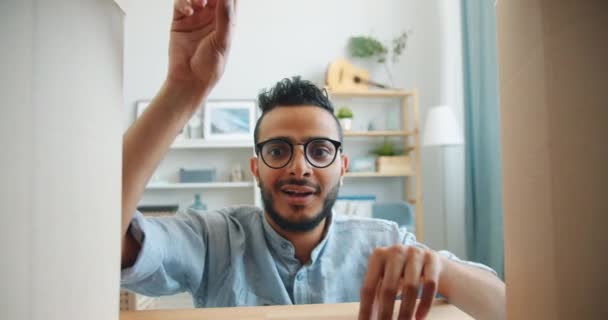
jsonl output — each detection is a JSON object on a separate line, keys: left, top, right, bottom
{"left": 230, "top": 164, "right": 244, "bottom": 182}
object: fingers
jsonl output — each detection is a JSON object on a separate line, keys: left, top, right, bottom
{"left": 359, "top": 249, "right": 386, "bottom": 320}
{"left": 192, "top": 0, "right": 209, "bottom": 8}
{"left": 214, "top": 0, "right": 237, "bottom": 50}
{"left": 415, "top": 252, "right": 440, "bottom": 320}
{"left": 378, "top": 247, "right": 407, "bottom": 320}
{"left": 174, "top": 0, "right": 209, "bottom": 18}
{"left": 359, "top": 246, "right": 441, "bottom": 320}
{"left": 174, "top": 0, "right": 194, "bottom": 17}
{"left": 398, "top": 247, "right": 424, "bottom": 320}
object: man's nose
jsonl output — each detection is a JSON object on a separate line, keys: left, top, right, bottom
{"left": 288, "top": 146, "right": 312, "bottom": 178}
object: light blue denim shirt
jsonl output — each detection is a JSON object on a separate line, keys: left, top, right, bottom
{"left": 121, "top": 206, "right": 494, "bottom": 307}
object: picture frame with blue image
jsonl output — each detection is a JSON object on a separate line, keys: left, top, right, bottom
{"left": 203, "top": 100, "right": 256, "bottom": 140}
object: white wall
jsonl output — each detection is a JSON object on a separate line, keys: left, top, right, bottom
{"left": 0, "top": 1, "right": 124, "bottom": 319}
{"left": 124, "top": 0, "right": 467, "bottom": 254}
{"left": 438, "top": 0, "right": 467, "bottom": 258}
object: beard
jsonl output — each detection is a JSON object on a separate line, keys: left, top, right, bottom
{"left": 259, "top": 178, "right": 340, "bottom": 233}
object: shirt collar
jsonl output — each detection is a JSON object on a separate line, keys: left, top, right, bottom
{"left": 261, "top": 211, "right": 335, "bottom": 265}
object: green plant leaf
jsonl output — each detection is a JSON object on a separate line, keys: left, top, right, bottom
{"left": 336, "top": 107, "right": 353, "bottom": 119}
{"left": 349, "top": 35, "right": 388, "bottom": 61}
{"left": 369, "top": 138, "right": 403, "bottom": 156}
{"left": 391, "top": 31, "right": 409, "bottom": 63}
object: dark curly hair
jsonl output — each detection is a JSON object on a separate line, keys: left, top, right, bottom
{"left": 254, "top": 76, "right": 343, "bottom": 145}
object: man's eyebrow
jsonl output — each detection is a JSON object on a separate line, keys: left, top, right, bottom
{"left": 262, "top": 136, "right": 336, "bottom": 143}
{"left": 304, "top": 136, "right": 335, "bottom": 141}
{"left": 261, "top": 136, "right": 295, "bottom": 143}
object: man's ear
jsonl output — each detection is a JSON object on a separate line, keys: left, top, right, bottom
{"left": 250, "top": 156, "right": 260, "bottom": 184}
{"left": 340, "top": 153, "right": 349, "bottom": 177}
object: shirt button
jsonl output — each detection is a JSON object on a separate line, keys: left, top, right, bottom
{"left": 296, "top": 273, "right": 304, "bottom": 281}
{"left": 281, "top": 243, "right": 289, "bottom": 249}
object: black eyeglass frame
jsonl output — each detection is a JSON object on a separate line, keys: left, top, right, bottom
{"left": 255, "top": 137, "right": 343, "bottom": 169}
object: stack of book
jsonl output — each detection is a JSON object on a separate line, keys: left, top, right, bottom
{"left": 137, "top": 204, "right": 179, "bottom": 217}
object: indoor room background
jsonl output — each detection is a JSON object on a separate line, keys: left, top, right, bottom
{"left": 126, "top": 0, "right": 467, "bottom": 253}
{"left": 3, "top": 0, "right": 605, "bottom": 318}
{"left": 123, "top": 0, "right": 480, "bottom": 309}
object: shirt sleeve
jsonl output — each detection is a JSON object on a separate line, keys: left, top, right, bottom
{"left": 120, "top": 210, "right": 208, "bottom": 296}
{"left": 398, "top": 227, "right": 497, "bottom": 276}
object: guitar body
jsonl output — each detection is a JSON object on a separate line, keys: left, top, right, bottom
{"left": 325, "top": 58, "right": 370, "bottom": 91}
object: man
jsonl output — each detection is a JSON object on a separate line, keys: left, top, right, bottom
{"left": 121, "top": 1, "right": 506, "bottom": 319}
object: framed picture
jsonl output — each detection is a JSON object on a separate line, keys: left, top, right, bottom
{"left": 204, "top": 100, "right": 256, "bottom": 140}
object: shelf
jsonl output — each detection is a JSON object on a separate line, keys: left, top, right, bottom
{"left": 345, "top": 171, "right": 414, "bottom": 177}
{"left": 344, "top": 130, "right": 414, "bottom": 137}
{"left": 171, "top": 139, "right": 254, "bottom": 149}
{"left": 328, "top": 88, "right": 414, "bottom": 97}
{"left": 146, "top": 182, "right": 254, "bottom": 189}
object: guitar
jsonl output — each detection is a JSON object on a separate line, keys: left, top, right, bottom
{"left": 325, "top": 58, "right": 392, "bottom": 91}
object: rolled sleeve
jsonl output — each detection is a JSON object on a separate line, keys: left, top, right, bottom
{"left": 436, "top": 250, "right": 497, "bottom": 276}
{"left": 120, "top": 211, "right": 165, "bottom": 285}
{"left": 399, "top": 227, "right": 497, "bottom": 275}
{"left": 120, "top": 210, "right": 208, "bottom": 296}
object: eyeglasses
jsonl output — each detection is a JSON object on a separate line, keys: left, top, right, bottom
{"left": 255, "top": 138, "right": 343, "bottom": 169}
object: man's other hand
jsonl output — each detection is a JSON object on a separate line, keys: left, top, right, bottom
{"left": 358, "top": 245, "right": 445, "bottom": 320}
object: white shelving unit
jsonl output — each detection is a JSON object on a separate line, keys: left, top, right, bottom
{"left": 328, "top": 88, "right": 424, "bottom": 240}
{"left": 141, "top": 137, "right": 260, "bottom": 210}
{"left": 146, "top": 182, "right": 254, "bottom": 189}
{"left": 170, "top": 139, "right": 254, "bottom": 149}
{"left": 141, "top": 89, "right": 423, "bottom": 240}
{"left": 344, "top": 172, "right": 414, "bottom": 178}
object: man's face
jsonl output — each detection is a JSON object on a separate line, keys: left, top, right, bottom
{"left": 250, "top": 106, "right": 349, "bottom": 233}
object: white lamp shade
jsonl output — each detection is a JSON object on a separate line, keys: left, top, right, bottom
{"left": 423, "top": 105, "right": 465, "bottom": 146}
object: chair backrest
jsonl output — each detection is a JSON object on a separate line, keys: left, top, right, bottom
{"left": 372, "top": 201, "right": 414, "bottom": 229}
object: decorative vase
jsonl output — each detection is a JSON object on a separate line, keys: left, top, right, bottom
{"left": 339, "top": 118, "right": 353, "bottom": 131}
{"left": 189, "top": 193, "right": 207, "bottom": 211}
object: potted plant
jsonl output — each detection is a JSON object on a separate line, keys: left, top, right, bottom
{"left": 349, "top": 31, "right": 411, "bottom": 86}
{"left": 336, "top": 107, "right": 353, "bottom": 131}
{"left": 370, "top": 138, "right": 410, "bottom": 174}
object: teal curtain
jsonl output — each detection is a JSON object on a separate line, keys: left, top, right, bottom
{"left": 461, "top": 0, "right": 504, "bottom": 278}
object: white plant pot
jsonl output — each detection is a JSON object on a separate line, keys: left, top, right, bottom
{"left": 339, "top": 118, "right": 352, "bottom": 131}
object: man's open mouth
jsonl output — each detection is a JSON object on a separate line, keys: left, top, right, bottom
{"left": 282, "top": 190, "right": 315, "bottom": 197}
{"left": 280, "top": 185, "right": 317, "bottom": 198}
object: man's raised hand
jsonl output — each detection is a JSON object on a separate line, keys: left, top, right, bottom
{"left": 168, "top": 0, "right": 237, "bottom": 98}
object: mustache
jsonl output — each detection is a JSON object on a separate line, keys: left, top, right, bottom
{"left": 275, "top": 178, "right": 321, "bottom": 194}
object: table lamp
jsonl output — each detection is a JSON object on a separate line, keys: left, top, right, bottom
{"left": 422, "top": 105, "right": 465, "bottom": 248}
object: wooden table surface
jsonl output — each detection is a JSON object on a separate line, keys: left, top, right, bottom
{"left": 120, "top": 300, "right": 473, "bottom": 320}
